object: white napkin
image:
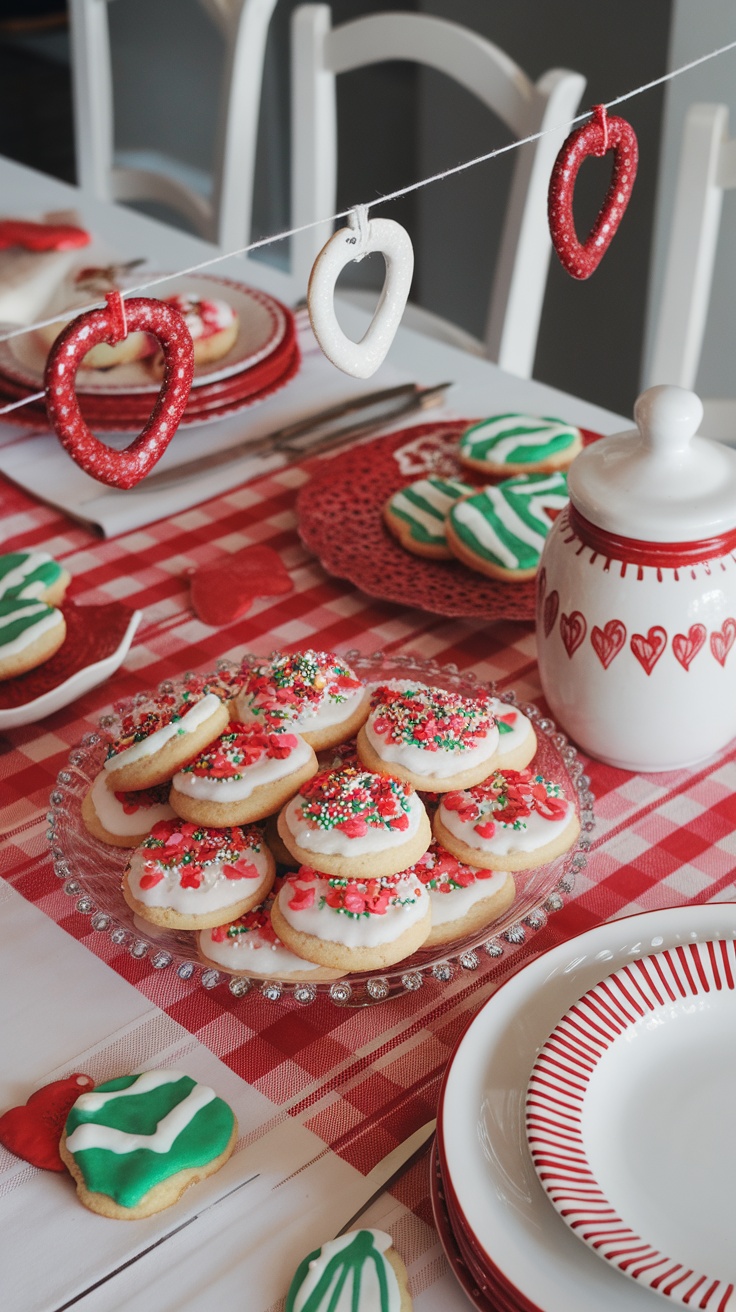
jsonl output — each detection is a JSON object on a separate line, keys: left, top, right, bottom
{"left": 0, "top": 313, "right": 416, "bottom": 537}
{"left": 0, "top": 210, "right": 89, "bottom": 325}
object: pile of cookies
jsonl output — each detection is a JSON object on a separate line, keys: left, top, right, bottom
{"left": 81, "top": 649, "right": 581, "bottom": 982}
{"left": 383, "top": 412, "right": 582, "bottom": 581}
{"left": 0, "top": 549, "right": 70, "bottom": 680}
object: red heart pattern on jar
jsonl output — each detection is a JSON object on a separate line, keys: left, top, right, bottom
{"left": 543, "top": 590, "right": 559, "bottom": 639}
{"left": 673, "top": 624, "right": 707, "bottom": 671}
{"left": 560, "top": 610, "right": 586, "bottom": 658}
{"left": 711, "top": 618, "right": 736, "bottom": 667}
{"left": 630, "top": 626, "right": 668, "bottom": 675}
{"left": 591, "top": 619, "right": 627, "bottom": 669}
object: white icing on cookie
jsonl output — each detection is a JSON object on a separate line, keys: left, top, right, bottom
{"left": 89, "top": 772, "right": 175, "bottom": 835}
{"left": 172, "top": 730, "right": 312, "bottom": 802}
{"left": 438, "top": 772, "right": 574, "bottom": 856}
{"left": 282, "top": 790, "right": 424, "bottom": 857}
{"left": 103, "top": 693, "right": 223, "bottom": 773}
{"left": 199, "top": 917, "right": 324, "bottom": 975}
{"left": 489, "top": 699, "right": 533, "bottom": 759}
{"left": 364, "top": 684, "right": 499, "bottom": 778}
{"left": 67, "top": 1077, "right": 215, "bottom": 1155}
{"left": 278, "top": 870, "right": 427, "bottom": 947}
{"left": 234, "top": 651, "right": 366, "bottom": 734}
{"left": 289, "top": 1230, "right": 401, "bottom": 1312}
{"left": 126, "top": 827, "right": 271, "bottom": 915}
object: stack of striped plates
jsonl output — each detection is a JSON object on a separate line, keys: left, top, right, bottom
{"left": 433, "top": 904, "right": 736, "bottom": 1311}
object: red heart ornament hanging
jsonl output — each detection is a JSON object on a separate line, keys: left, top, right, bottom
{"left": 548, "top": 104, "right": 638, "bottom": 279}
{"left": 44, "top": 292, "right": 195, "bottom": 489}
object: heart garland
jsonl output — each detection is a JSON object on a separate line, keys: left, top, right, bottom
{"left": 548, "top": 104, "right": 638, "bottom": 279}
{"left": 0, "top": 1073, "right": 94, "bottom": 1171}
{"left": 44, "top": 291, "right": 195, "bottom": 489}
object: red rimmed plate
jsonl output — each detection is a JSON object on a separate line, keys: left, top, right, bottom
{"left": 297, "top": 421, "right": 601, "bottom": 623}
{"left": 0, "top": 600, "right": 140, "bottom": 729}
{"left": 0, "top": 276, "right": 292, "bottom": 394}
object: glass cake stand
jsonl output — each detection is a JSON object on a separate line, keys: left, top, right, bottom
{"left": 46, "top": 651, "right": 594, "bottom": 1007}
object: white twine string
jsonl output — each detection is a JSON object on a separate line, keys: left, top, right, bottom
{"left": 2, "top": 33, "right": 736, "bottom": 419}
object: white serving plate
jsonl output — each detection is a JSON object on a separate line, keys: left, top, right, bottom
{"left": 526, "top": 941, "right": 736, "bottom": 1307}
{"left": 438, "top": 905, "right": 736, "bottom": 1312}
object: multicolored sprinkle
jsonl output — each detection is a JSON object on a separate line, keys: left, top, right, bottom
{"left": 296, "top": 767, "right": 414, "bottom": 836}
{"left": 442, "top": 769, "right": 568, "bottom": 839}
{"left": 137, "top": 819, "right": 264, "bottom": 891}
{"left": 106, "top": 680, "right": 226, "bottom": 760}
{"left": 284, "top": 866, "right": 420, "bottom": 917}
{"left": 369, "top": 684, "right": 496, "bottom": 754}
{"left": 181, "top": 722, "right": 301, "bottom": 781}
{"left": 238, "top": 651, "right": 363, "bottom": 727}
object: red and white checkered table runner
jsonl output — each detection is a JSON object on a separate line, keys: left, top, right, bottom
{"left": 3, "top": 452, "right": 736, "bottom": 1210}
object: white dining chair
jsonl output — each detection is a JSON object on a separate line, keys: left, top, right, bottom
{"left": 644, "top": 102, "right": 736, "bottom": 441}
{"left": 290, "top": 5, "right": 585, "bottom": 379}
{"left": 68, "top": 0, "right": 278, "bottom": 251}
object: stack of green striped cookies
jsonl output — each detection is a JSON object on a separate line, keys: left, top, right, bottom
{"left": 0, "top": 549, "right": 70, "bottom": 680}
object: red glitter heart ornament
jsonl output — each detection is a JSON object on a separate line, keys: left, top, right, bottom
{"left": 188, "top": 544, "right": 294, "bottom": 626}
{"left": 0, "top": 218, "right": 90, "bottom": 251}
{"left": 0, "top": 1073, "right": 94, "bottom": 1172}
{"left": 44, "top": 292, "right": 195, "bottom": 489}
{"left": 548, "top": 104, "right": 638, "bottom": 279}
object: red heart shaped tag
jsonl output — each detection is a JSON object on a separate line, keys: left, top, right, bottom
{"left": 0, "top": 1073, "right": 94, "bottom": 1172}
{"left": 0, "top": 218, "right": 90, "bottom": 251}
{"left": 548, "top": 105, "right": 638, "bottom": 279}
{"left": 44, "top": 292, "right": 194, "bottom": 489}
{"left": 188, "top": 544, "right": 293, "bottom": 626}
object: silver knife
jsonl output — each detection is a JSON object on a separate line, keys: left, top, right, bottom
{"left": 334, "top": 1118, "right": 436, "bottom": 1239}
{"left": 132, "top": 382, "right": 452, "bottom": 494}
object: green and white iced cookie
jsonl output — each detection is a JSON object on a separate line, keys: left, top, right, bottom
{"left": 457, "top": 413, "right": 582, "bottom": 477}
{"left": 383, "top": 476, "right": 474, "bottom": 559}
{"left": 446, "top": 472, "right": 568, "bottom": 581}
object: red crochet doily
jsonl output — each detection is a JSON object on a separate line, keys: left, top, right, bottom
{"left": 297, "top": 421, "right": 601, "bottom": 622}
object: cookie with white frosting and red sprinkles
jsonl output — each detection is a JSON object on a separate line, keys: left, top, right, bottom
{"left": 233, "top": 650, "right": 369, "bottom": 750}
{"left": 198, "top": 889, "right": 343, "bottom": 981}
{"left": 122, "top": 819, "right": 275, "bottom": 929}
{"left": 434, "top": 768, "right": 579, "bottom": 871}
{"left": 488, "top": 697, "right": 537, "bottom": 771}
{"left": 81, "top": 773, "right": 175, "bottom": 848}
{"left": 169, "top": 721, "right": 318, "bottom": 826}
{"left": 409, "top": 840, "right": 515, "bottom": 945}
{"left": 277, "top": 765, "right": 431, "bottom": 880}
{"left": 103, "top": 678, "right": 230, "bottom": 791}
{"left": 270, "top": 865, "right": 431, "bottom": 972}
{"left": 356, "top": 683, "right": 500, "bottom": 791}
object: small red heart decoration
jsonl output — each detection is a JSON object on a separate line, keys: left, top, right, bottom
{"left": 630, "top": 625, "right": 667, "bottom": 675}
{"left": 0, "top": 218, "right": 90, "bottom": 251}
{"left": 560, "top": 609, "right": 586, "bottom": 657}
{"left": 711, "top": 618, "right": 736, "bottom": 667}
{"left": 548, "top": 105, "right": 638, "bottom": 279}
{"left": 0, "top": 1073, "right": 94, "bottom": 1172}
{"left": 673, "top": 623, "right": 707, "bottom": 671}
{"left": 543, "top": 589, "right": 559, "bottom": 639}
{"left": 591, "top": 619, "right": 627, "bottom": 669}
{"left": 188, "top": 544, "right": 294, "bottom": 626}
{"left": 44, "top": 293, "right": 194, "bottom": 489}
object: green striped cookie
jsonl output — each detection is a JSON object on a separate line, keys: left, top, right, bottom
{"left": 0, "top": 550, "right": 67, "bottom": 603}
{"left": 447, "top": 472, "right": 568, "bottom": 580}
{"left": 458, "top": 414, "right": 582, "bottom": 474}
{"left": 0, "top": 596, "right": 66, "bottom": 677}
{"left": 383, "top": 476, "right": 474, "bottom": 558}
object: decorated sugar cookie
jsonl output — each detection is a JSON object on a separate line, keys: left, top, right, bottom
{"left": 277, "top": 766, "right": 431, "bottom": 880}
{"left": 103, "top": 681, "right": 230, "bottom": 791}
{"left": 446, "top": 472, "right": 569, "bottom": 581}
{"left": 60, "top": 1070, "right": 237, "bottom": 1220}
{"left": 489, "top": 698, "right": 537, "bottom": 771}
{"left": 234, "top": 650, "right": 369, "bottom": 750}
{"left": 122, "top": 818, "right": 275, "bottom": 929}
{"left": 81, "top": 773, "right": 175, "bottom": 848}
{"left": 382, "top": 476, "right": 474, "bottom": 559}
{"left": 198, "top": 893, "right": 343, "bottom": 982}
{"left": 169, "top": 721, "right": 318, "bottom": 826}
{"left": 457, "top": 414, "right": 582, "bottom": 477}
{"left": 286, "top": 1229, "right": 412, "bottom": 1312}
{"left": 0, "top": 550, "right": 70, "bottom": 606}
{"left": 160, "top": 292, "right": 239, "bottom": 366}
{"left": 271, "top": 866, "right": 431, "bottom": 972}
{"left": 410, "top": 840, "right": 515, "bottom": 945}
{"left": 356, "top": 683, "right": 499, "bottom": 791}
{"left": 434, "top": 768, "right": 580, "bottom": 871}
{"left": 0, "top": 597, "right": 66, "bottom": 680}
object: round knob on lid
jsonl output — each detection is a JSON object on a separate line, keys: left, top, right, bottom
{"left": 634, "top": 385, "right": 703, "bottom": 458}
{"left": 567, "top": 385, "right": 736, "bottom": 542}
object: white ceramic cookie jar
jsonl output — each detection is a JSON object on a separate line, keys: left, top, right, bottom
{"left": 536, "top": 385, "right": 736, "bottom": 771}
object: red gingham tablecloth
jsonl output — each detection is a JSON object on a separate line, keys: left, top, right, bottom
{"left": 3, "top": 451, "right": 736, "bottom": 1255}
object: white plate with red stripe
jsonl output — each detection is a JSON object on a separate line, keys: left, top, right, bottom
{"left": 437, "top": 907, "right": 736, "bottom": 1312}
{"left": 526, "top": 941, "right": 736, "bottom": 1309}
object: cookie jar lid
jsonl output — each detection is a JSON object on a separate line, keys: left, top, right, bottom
{"left": 567, "top": 385, "right": 736, "bottom": 541}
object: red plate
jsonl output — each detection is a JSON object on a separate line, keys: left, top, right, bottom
{"left": 296, "top": 421, "right": 601, "bottom": 623}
